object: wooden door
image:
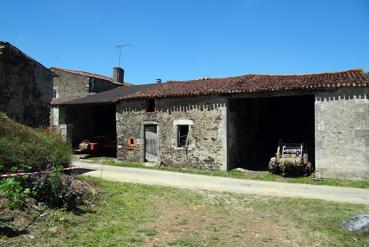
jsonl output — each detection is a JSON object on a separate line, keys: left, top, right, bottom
{"left": 144, "top": 125, "right": 159, "bottom": 162}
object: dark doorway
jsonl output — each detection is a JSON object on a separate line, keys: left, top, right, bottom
{"left": 93, "top": 105, "right": 116, "bottom": 137}
{"left": 91, "top": 105, "right": 117, "bottom": 156}
{"left": 228, "top": 95, "right": 315, "bottom": 171}
{"left": 66, "top": 104, "right": 117, "bottom": 157}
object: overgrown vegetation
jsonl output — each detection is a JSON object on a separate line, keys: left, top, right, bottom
{"left": 0, "top": 166, "right": 89, "bottom": 210}
{"left": 0, "top": 177, "right": 30, "bottom": 209}
{"left": 1, "top": 178, "right": 368, "bottom": 246}
{"left": 87, "top": 156, "right": 369, "bottom": 189}
{"left": 0, "top": 112, "right": 72, "bottom": 173}
{"left": 0, "top": 113, "right": 89, "bottom": 229}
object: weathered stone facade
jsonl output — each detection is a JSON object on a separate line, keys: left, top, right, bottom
{"left": 116, "top": 96, "right": 228, "bottom": 170}
{"left": 0, "top": 41, "right": 53, "bottom": 127}
{"left": 115, "top": 88, "right": 369, "bottom": 179}
{"left": 51, "top": 69, "right": 118, "bottom": 99}
{"left": 0, "top": 42, "right": 120, "bottom": 129}
{"left": 50, "top": 68, "right": 121, "bottom": 138}
{"left": 315, "top": 88, "right": 369, "bottom": 180}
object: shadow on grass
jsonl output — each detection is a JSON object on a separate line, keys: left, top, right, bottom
{"left": 0, "top": 225, "right": 27, "bottom": 238}
{"left": 71, "top": 206, "right": 88, "bottom": 216}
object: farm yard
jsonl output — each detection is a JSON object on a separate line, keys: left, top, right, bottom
{"left": 1, "top": 177, "right": 369, "bottom": 247}
{"left": 1, "top": 1, "right": 369, "bottom": 246}
{"left": 1, "top": 113, "right": 369, "bottom": 246}
{"left": 0, "top": 109, "right": 369, "bottom": 247}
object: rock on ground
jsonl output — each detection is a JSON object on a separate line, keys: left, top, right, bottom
{"left": 343, "top": 214, "right": 369, "bottom": 235}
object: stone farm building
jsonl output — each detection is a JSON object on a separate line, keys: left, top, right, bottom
{"left": 52, "top": 69, "right": 369, "bottom": 180}
{"left": 1, "top": 41, "right": 369, "bottom": 180}
{"left": 0, "top": 41, "right": 127, "bottom": 127}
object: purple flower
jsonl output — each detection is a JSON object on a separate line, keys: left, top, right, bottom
{"left": 66, "top": 176, "right": 73, "bottom": 185}
{"left": 17, "top": 168, "right": 24, "bottom": 173}
{"left": 46, "top": 164, "right": 53, "bottom": 171}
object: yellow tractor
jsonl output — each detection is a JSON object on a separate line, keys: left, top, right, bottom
{"left": 268, "top": 143, "right": 312, "bottom": 176}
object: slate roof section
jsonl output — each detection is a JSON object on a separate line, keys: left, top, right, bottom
{"left": 52, "top": 84, "right": 156, "bottom": 105}
{"left": 50, "top": 96, "right": 85, "bottom": 105}
{"left": 53, "top": 69, "right": 369, "bottom": 106}
{"left": 50, "top": 67, "right": 132, "bottom": 86}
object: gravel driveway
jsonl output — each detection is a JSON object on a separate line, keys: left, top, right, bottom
{"left": 73, "top": 160, "right": 369, "bottom": 205}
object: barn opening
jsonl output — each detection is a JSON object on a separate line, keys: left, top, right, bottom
{"left": 228, "top": 95, "right": 315, "bottom": 171}
{"left": 64, "top": 104, "right": 117, "bottom": 157}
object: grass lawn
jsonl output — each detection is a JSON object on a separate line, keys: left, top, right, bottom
{"left": 2, "top": 177, "right": 368, "bottom": 247}
{"left": 85, "top": 156, "right": 369, "bottom": 189}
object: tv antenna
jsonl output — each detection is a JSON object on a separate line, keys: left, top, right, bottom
{"left": 116, "top": 44, "right": 131, "bottom": 67}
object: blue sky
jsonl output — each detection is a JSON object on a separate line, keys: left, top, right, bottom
{"left": 1, "top": 0, "right": 368, "bottom": 84}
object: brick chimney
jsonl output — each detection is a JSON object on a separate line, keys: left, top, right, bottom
{"left": 113, "top": 67, "right": 124, "bottom": 83}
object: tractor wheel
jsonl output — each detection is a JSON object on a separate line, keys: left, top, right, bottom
{"left": 281, "top": 166, "right": 287, "bottom": 177}
{"left": 305, "top": 162, "right": 312, "bottom": 176}
{"left": 268, "top": 158, "right": 276, "bottom": 173}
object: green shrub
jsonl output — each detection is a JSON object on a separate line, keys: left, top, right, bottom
{"left": 0, "top": 177, "right": 30, "bottom": 209}
{"left": 29, "top": 167, "right": 88, "bottom": 208}
{"left": 0, "top": 169, "right": 89, "bottom": 209}
{"left": 0, "top": 112, "right": 72, "bottom": 173}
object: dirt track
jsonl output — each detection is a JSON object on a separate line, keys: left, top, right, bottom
{"left": 73, "top": 160, "right": 369, "bottom": 204}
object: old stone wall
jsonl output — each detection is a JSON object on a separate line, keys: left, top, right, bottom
{"left": 50, "top": 71, "right": 118, "bottom": 128}
{"left": 116, "top": 96, "right": 228, "bottom": 170}
{"left": 315, "top": 88, "right": 369, "bottom": 180}
{"left": 52, "top": 70, "right": 118, "bottom": 99}
{"left": 0, "top": 42, "right": 53, "bottom": 127}
{"left": 52, "top": 70, "right": 90, "bottom": 98}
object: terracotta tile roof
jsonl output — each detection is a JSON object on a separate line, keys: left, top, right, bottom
{"left": 53, "top": 69, "right": 369, "bottom": 105}
{"left": 50, "top": 67, "right": 132, "bottom": 86}
{"left": 124, "top": 69, "right": 369, "bottom": 99}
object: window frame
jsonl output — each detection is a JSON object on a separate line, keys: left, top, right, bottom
{"left": 173, "top": 119, "right": 193, "bottom": 149}
{"left": 177, "top": 125, "right": 189, "bottom": 148}
{"left": 127, "top": 138, "right": 138, "bottom": 150}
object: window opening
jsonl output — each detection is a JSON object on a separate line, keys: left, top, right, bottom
{"left": 177, "top": 125, "right": 189, "bottom": 147}
{"left": 53, "top": 88, "right": 58, "bottom": 98}
{"left": 146, "top": 99, "right": 156, "bottom": 112}
{"left": 127, "top": 138, "right": 137, "bottom": 149}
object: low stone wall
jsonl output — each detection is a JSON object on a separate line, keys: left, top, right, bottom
{"left": 315, "top": 88, "right": 369, "bottom": 180}
{"left": 116, "top": 96, "right": 228, "bottom": 170}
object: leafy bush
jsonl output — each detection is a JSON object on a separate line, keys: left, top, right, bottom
{"left": 0, "top": 167, "right": 89, "bottom": 209}
{"left": 0, "top": 112, "right": 72, "bottom": 173}
{"left": 29, "top": 167, "right": 88, "bottom": 208}
{"left": 0, "top": 177, "right": 30, "bottom": 209}
{"left": 0, "top": 113, "right": 83, "bottom": 210}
